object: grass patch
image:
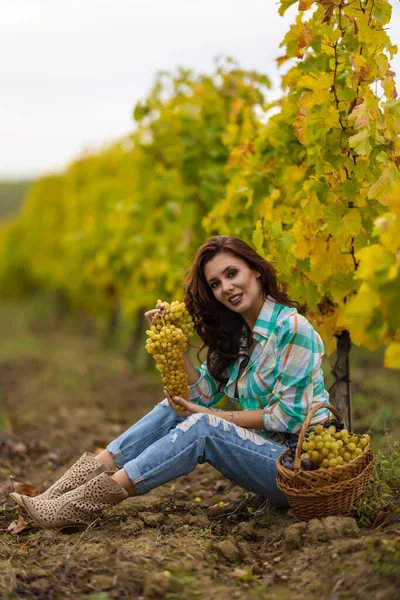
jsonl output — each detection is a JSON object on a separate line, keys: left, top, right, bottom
{"left": 353, "top": 435, "right": 400, "bottom": 527}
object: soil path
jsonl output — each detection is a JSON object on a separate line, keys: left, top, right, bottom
{"left": 0, "top": 306, "right": 399, "bottom": 599}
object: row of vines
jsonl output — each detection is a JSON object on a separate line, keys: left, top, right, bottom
{"left": 0, "top": 0, "right": 399, "bottom": 373}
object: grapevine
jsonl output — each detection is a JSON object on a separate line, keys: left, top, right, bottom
{"left": 145, "top": 300, "right": 195, "bottom": 410}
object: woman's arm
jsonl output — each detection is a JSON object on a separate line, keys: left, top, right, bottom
{"left": 183, "top": 352, "right": 201, "bottom": 385}
{"left": 213, "top": 409, "right": 264, "bottom": 429}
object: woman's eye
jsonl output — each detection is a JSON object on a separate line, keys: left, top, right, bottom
{"left": 210, "top": 281, "right": 219, "bottom": 289}
{"left": 228, "top": 270, "right": 238, "bottom": 278}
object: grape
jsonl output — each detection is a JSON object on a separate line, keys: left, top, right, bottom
{"left": 301, "top": 459, "right": 320, "bottom": 471}
{"left": 314, "top": 424, "right": 324, "bottom": 434}
{"left": 146, "top": 299, "right": 195, "bottom": 411}
{"left": 281, "top": 456, "right": 294, "bottom": 471}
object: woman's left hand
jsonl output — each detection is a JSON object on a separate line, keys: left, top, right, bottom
{"left": 164, "top": 388, "right": 210, "bottom": 417}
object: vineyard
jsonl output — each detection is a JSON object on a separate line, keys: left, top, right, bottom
{"left": 1, "top": 1, "right": 399, "bottom": 371}
{"left": 0, "top": 0, "right": 400, "bottom": 598}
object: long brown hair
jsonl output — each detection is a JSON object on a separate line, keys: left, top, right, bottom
{"left": 184, "top": 236, "right": 299, "bottom": 391}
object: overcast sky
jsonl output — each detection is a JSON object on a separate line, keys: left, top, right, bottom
{"left": 1, "top": 0, "right": 399, "bottom": 179}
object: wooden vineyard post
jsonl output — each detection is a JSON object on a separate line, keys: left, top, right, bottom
{"left": 329, "top": 330, "right": 353, "bottom": 431}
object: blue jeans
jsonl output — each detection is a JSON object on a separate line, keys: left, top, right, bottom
{"left": 107, "top": 399, "right": 289, "bottom": 506}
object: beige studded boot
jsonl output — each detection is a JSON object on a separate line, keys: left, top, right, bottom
{"left": 10, "top": 452, "right": 111, "bottom": 508}
{"left": 18, "top": 471, "right": 128, "bottom": 529}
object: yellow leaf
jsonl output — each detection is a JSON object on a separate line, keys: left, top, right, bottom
{"left": 342, "top": 209, "right": 362, "bottom": 237}
{"left": 309, "top": 237, "right": 333, "bottom": 284}
{"left": 292, "top": 221, "right": 310, "bottom": 259}
{"left": 259, "top": 189, "right": 280, "bottom": 220}
{"left": 384, "top": 343, "right": 400, "bottom": 369}
{"left": 355, "top": 245, "right": 392, "bottom": 280}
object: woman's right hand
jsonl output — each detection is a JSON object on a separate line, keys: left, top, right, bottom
{"left": 144, "top": 303, "right": 166, "bottom": 327}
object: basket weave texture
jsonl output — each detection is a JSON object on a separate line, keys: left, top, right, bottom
{"left": 276, "top": 402, "right": 375, "bottom": 521}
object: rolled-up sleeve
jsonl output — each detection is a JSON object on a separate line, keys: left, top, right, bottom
{"left": 262, "top": 314, "right": 329, "bottom": 433}
{"left": 187, "top": 361, "right": 224, "bottom": 407}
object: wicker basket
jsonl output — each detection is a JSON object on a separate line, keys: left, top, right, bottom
{"left": 276, "top": 402, "right": 375, "bottom": 521}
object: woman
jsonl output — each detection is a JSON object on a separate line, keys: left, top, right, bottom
{"left": 10, "top": 236, "right": 329, "bottom": 529}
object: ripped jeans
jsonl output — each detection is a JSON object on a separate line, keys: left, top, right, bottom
{"left": 106, "top": 399, "right": 289, "bottom": 506}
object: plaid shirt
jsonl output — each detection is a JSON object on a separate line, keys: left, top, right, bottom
{"left": 188, "top": 296, "right": 329, "bottom": 433}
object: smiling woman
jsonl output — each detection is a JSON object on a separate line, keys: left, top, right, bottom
{"left": 11, "top": 235, "right": 329, "bottom": 530}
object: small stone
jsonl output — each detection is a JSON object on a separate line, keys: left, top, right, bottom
{"left": 231, "top": 521, "right": 260, "bottom": 540}
{"left": 187, "top": 514, "right": 210, "bottom": 528}
{"left": 89, "top": 574, "right": 114, "bottom": 590}
{"left": 237, "top": 542, "right": 254, "bottom": 563}
{"left": 120, "top": 520, "right": 144, "bottom": 535}
{"left": 216, "top": 540, "right": 241, "bottom": 563}
{"left": 140, "top": 512, "right": 165, "bottom": 527}
{"left": 143, "top": 571, "right": 171, "bottom": 598}
{"left": 323, "top": 516, "right": 358, "bottom": 539}
{"left": 307, "top": 518, "right": 328, "bottom": 542}
{"left": 284, "top": 522, "right": 308, "bottom": 551}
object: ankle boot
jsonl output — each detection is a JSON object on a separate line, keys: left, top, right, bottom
{"left": 10, "top": 452, "right": 111, "bottom": 508}
{"left": 19, "top": 471, "right": 128, "bottom": 529}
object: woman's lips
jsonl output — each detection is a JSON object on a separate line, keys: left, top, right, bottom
{"left": 229, "top": 293, "right": 243, "bottom": 305}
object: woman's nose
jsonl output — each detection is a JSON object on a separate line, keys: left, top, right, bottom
{"left": 222, "top": 281, "right": 234, "bottom": 294}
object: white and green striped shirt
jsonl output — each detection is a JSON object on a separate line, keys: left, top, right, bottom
{"left": 188, "top": 296, "right": 329, "bottom": 433}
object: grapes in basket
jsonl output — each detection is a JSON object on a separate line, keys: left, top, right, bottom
{"left": 280, "top": 418, "right": 370, "bottom": 472}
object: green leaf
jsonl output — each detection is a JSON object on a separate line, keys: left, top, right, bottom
{"left": 385, "top": 99, "right": 400, "bottom": 118}
{"left": 348, "top": 130, "right": 371, "bottom": 155}
{"left": 278, "top": 0, "right": 298, "bottom": 16}
{"left": 323, "top": 204, "right": 344, "bottom": 236}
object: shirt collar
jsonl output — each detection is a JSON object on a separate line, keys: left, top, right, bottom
{"left": 252, "top": 295, "right": 289, "bottom": 340}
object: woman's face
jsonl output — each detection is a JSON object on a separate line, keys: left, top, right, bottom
{"left": 203, "top": 251, "right": 264, "bottom": 317}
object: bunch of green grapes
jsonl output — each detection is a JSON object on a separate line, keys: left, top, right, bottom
{"left": 300, "top": 419, "right": 370, "bottom": 470}
{"left": 145, "top": 299, "right": 195, "bottom": 409}
{"left": 281, "top": 419, "right": 370, "bottom": 471}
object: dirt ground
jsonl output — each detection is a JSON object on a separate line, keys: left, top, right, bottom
{"left": 0, "top": 302, "right": 399, "bottom": 599}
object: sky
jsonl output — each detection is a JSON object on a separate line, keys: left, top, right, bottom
{"left": 1, "top": 0, "right": 399, "bottom": 179}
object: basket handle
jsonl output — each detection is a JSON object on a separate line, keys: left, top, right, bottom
{"left": 293, "top": 402, "right": 344, "bottom": 472}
